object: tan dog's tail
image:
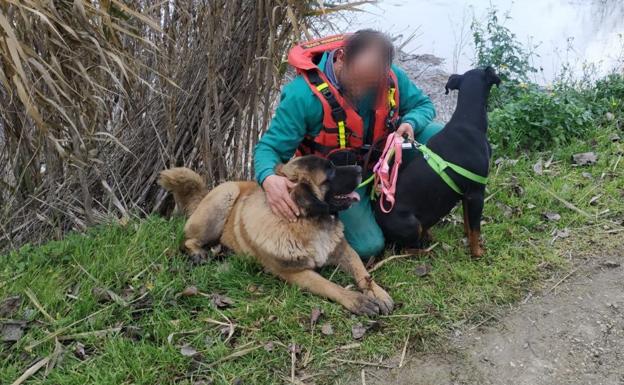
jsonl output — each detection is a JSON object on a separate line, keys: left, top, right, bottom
{"left": 159, "top": 168, "right": 207, "bottom": 215}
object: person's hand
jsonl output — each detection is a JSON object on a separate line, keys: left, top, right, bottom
{"left": 395, "top": 122, "right": 414, "bottom": 141}
{"left": 262, "top": 174, "right": 300, "bottom": 222}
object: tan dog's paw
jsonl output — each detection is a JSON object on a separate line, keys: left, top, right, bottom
{"left": 342, "top": 291, "right": 382, "bottom": 316}
{"left": 188, "top": 249, "right": 210, "bottom": 265}
{"left": 364, "top": 282, "right": 394, "bottom": 315}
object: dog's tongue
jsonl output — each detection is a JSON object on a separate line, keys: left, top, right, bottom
{"left": 347, "top": 191, "right": 360, "bottom": 202}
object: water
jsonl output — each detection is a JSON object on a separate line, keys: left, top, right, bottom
{"left": 346, "top": 0, "right": 624, "bottom": 81}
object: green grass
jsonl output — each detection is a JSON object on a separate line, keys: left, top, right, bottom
{"left": 2, "top": 125, "right": 623, "bottom": 385}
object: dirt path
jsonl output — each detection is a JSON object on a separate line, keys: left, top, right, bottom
{"left": 349, "top": 241, "right": 624, "bottom": 385}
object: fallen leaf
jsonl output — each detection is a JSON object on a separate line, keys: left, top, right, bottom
{"left": 321, "top": 322, "right": 334, "bottom": 336}
{"left": 582, "top": 172, "right": 593, "bottom": 179}
{"left": 74, "top": 342, "right": 88, "bottom": 360}
{"left": 508, "top": 176, "right": 524, "bottom": 197}
{"left": 589, "top": 195, "right": 601, "bottom": 206}
{"left": 533, "top": 159, "right": 544, "bottom": 175}
{"left": 310, "top": 307, "right": 323, "bottom": 326}
{"left": 288, "top": 343, "right": 301, "bottom": 355}
{"left": 601, "top": 261, "right": 621, "bottom": 268}
{"left": 180, "top": 344, "right": 199, "bottom": 357}
{"left": 0, "top": 296, "right": 21, "bottom": 318}
{"left": 572, "top": 152, "right": 597, "bottom": 166}
{"left": 210, "top": 294, "right": 234, "bottom": 309}
{"left": 543, "top": 212, "right": 561, "bottom": 222}
{"left": 554, "top": 228, "right": 570, "bottom": 239}
{"left": 91, "top": 287, "right": 128, "bottom": 306}
{"left": 351, "top": 323, "right": 367, "bottom": 340}
{"left": 178, "top": 286, "right": 199, "bottom": 297}
{"left": 414, "top": 263, "right": 432, "bottom": 277}
{"left": 527, "top": 203, "right": 536, "bottom": 209}
{"left": 91, "top": 287, "right": 111, "bottom": 303}
{"left": 496, "top": 202, "right": 513, "bottom": 218}
{"left": 1, "top": 320, "right": 26, "bottom": 342}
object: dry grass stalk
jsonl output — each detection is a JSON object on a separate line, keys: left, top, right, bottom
{"left": 0, "top": 0, "right": 359, "bottom": 251}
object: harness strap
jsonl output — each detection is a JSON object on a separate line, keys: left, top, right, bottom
{"left": 373, "top": 134, "right": 404, "bottom": 213}
{"left": 415, "top": 143, "right": 488, "bottom": 195}
{"left": 363, "top": 136, "right": 489, "bottom": 213}
{"left": 307, "top": 70, "right": 348, "bottom": 149}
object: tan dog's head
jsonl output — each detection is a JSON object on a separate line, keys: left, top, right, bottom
{"left": 276, "top": 156, "right": 362, "bottom": 217}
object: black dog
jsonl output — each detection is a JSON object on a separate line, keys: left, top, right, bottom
{"left": 375, "top": 67, "right": 501, "bottom": 257}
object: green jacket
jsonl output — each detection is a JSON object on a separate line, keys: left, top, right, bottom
{"left": 254, "top": 55, "right": 436, "bottom": 184}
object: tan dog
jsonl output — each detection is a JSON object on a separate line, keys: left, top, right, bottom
{"left": 159, "top": 156, "right": 393, "bottom": 315}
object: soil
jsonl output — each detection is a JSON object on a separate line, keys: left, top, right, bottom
{"left": 349, "top": 235, "right": 624, "bottom": 385}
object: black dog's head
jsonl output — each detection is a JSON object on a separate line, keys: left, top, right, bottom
{"left": 276, "top": 156, "right": 362, "bottom": 216}
{"left": 445, "top": 66, "right": 502, "bottom": 95}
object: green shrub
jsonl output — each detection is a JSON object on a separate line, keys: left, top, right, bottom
{"left": 489, "top": 87, "right": 594, "bottom": 153}
{"left": 472, "top": 7, "right": 538, "bottom": 109}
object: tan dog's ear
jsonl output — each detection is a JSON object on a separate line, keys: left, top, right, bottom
{"left": 292, "top": 182, "right": 329, "bottom": 217}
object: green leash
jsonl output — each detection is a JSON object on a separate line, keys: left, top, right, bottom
{"left": 357, "top": 141, "right": 488, "bottom": 197}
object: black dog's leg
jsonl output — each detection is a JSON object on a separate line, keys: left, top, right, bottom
{"left": 462, "top": 199, "right": 470, "bottom": 237}
{"left": 464, "top": 195, "right": 484, "bottom": 258}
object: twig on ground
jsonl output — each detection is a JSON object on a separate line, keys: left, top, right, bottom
{"left": 332, "top": 358, "right": 395, "bottom": 369}
{"left": 321, "top": 343, "right": 361, "bottom": 356}
{"left": 11, "top": 355, "right": 52, "bottom": 385}
{"left": 204, "top": 344, "right": 261, "bottom": 369}
{"left": 369, "top": 242, "right": 439, "bottom": 273}
{"left": 613, "top": 154, "right": 622, "bottom": 172}
{"left": 399, "top": 331, "right": 410, "bottom": 368}
{"left": 72, "top": 257, "right": 100, "bottom": 285}
{"left": 484, "top": 189, "right": 499, "bottom": 202}
{"left": 546, "top": 267, "right": 579, "bottom": 294}
{"left": 380, "top": 313, "right": 426, "bottom": 319}
{"left": 58, "top": 327, "right": 123, "bottom": 341}
{"left": 361, "top": 369, "right": 366, "bottom": 385}
{"left": 0, "top": 273, "right": 24, "bottom": 290}
{"left": 468, "top": 314, "right": 497, "bottom": 331}
{"left": 328, "top": 265, "right": 340, "bottom": 282}
{"left": 534, "top": 181, "right": 592, "bottom": 218}
{"left": 26, "top": 292, "right": 148, "bottom": 351}
{"left": 291, "top": 344, "right": 296, "bottom": 383}
{"left": 24, "top": 288, "right": 55, "bottom": 323}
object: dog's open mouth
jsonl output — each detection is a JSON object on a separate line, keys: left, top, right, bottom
{"left": 332, "top": 191, "right": 360, "bottom": 204}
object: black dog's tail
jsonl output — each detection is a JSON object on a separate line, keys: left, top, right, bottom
{"left": 158, "top": 168, "right": 207, "bottom": 216}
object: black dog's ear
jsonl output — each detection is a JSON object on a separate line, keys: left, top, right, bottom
{"left": 485, "top": 66, "right": 502, "bottom": 87}
{"left": 445, "top": 74, "right": 464, "bottom": 95}
{"left": 292, "top": 182, "right": 329, "bottom": 217}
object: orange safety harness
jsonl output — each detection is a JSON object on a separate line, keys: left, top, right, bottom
{"left": 287, "top": 34, "right": 401, "bottom": 165}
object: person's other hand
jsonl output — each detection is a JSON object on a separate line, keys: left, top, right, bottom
{"left": 395, "top": 122, "right": 414, "bottom": 141}
{"left": 262, "top": 174, "right": 300, "bottom": 222}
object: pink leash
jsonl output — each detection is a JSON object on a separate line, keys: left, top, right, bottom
{"left": 373, "top": 133, "right": 404, "bottom": 213}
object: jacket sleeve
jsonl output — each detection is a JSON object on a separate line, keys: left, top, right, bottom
{"left": 392, "top": 64, "right": 436, "bottom": 135}
{"left": 253, "top": 76, "right": 323, "bottom": 184}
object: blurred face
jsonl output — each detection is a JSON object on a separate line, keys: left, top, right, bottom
{"left": 335, "top": 45, "right": 389, "bottom": 103}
